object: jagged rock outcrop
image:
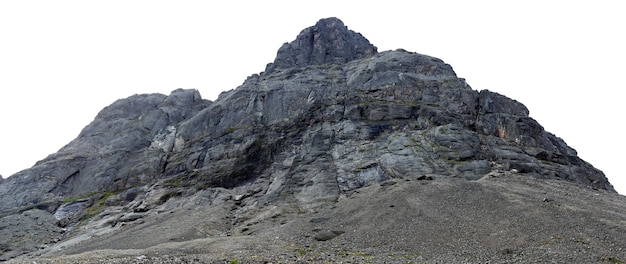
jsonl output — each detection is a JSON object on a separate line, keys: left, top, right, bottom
{"left": 0, "top": 17, "right": 618, "bottom": 261}
{"left": 0, "top": 89, "right": 209, "bottom": 213}
{"left": 265, "top": 17, "right": 377, "bottom": 72}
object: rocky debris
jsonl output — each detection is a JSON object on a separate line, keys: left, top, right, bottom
{"left": 0, "top": 209, "right": 64, "bottom": 261}
{"left": 0, "top": 17, "right": 620, "bottom": 261}
{"left": 5, "top": 173, "right": 626, "bottom": 263}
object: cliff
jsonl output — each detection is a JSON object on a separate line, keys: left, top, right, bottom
{"left": 1, "top": 17, "right": 623, "bottom": 263}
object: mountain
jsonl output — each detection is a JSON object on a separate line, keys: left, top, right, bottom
{"left": 1, "top": 17, "right": 624, "bottom": 263}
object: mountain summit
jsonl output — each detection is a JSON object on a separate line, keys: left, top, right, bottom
{"left": 266, "top": 17, "right": 377, "bottom": 72}
{"left": 1, "top": 18, "right": 624, "bottom": 263}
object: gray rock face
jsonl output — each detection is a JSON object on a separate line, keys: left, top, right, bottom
{"left": 0, "top": 17, "right": 616, "bottom": 260}
{"left": 0, "top": 89, "right": 210, "bottom": 213}
{"left": 266, "top": 17, "right": 377, "bottom": 72}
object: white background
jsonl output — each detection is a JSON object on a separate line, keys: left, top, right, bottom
{"left": 1, "top": 1, "right": 624, "bottom": 194}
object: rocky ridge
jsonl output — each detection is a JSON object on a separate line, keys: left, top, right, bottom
{"left": 0, "top": 17, "right": 623, "bottom": 262}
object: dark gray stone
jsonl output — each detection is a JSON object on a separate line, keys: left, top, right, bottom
{"left": 54, "top": 199, "right": 93, "bottom": 227}
{"left": 0, "top": 89, "right": 210, "bottom": 213}
{"left": 309, "top": 217, "right": 329, "bottom": 224}
{"left": 266, "top": 17, "right": 377, "bottom": 73}
{"left": 314, "top": 230, "right": 345, "bottom": 241}
{"left": 417, "top": 175, "right": 434, "bottom": 181}
{"left": 0, "top": 17, "right": 616, "bottom": 260}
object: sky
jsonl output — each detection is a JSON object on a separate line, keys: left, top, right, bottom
{"left": 1, "top": 1, "right": 624, "bottom": 194}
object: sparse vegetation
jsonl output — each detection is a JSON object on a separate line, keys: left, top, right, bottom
{"left": 600, "top": 256, "right": 625, "bottom": 263}
{"left": 338, "top": 249, "right": 370, "bottom": 258}
{"left": 63, "top": 191, "right": 98, "bottom": 203}
{"left": 80, "top": 190, "right": 120, "bottom": 223}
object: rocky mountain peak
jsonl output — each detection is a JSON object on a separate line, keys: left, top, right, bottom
{"left": 1, "top": 18, "right": 623, "bottom": 262}
{"left": 265, "top": 17, "right": 377, "bottom": 72}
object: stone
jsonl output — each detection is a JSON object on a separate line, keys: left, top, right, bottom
{"left": 0, "top": 89, "right": 210, "bottom": 213}
{"left": 314, "top": 230, "right": 345, "bottom": 241}
{"left": 266, "top": 17, "right": 377, "bottom": 72}
{"left": 0, "top": 209, "right": 64, "bottom": 261}
{"left": 54, "top": 199, "right": 93, "bottom": 227}
{"left": 309, "top": 217, "right": 329, "bottom": 224}
{"left": 417, "top": 175, "right": 434, "bottom": 181}
{"left": 117, "top": 213, "right": 145, "bottom": 223}
{"left": 0, "top": 17, "right": 617, "bottom": 260}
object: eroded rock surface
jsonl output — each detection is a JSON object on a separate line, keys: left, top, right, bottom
{"left": 0, "top": 17, "right": 618, "bottom": 261}
{"left": 266, "top": 17, "right": 377, "bottom": 72}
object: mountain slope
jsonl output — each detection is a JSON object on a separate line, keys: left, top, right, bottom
{"left": 8, "top": 172, "right": 626, "bottom": 263}
{"left": 1, "top": 17, "right": 623, "bottom": 263}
